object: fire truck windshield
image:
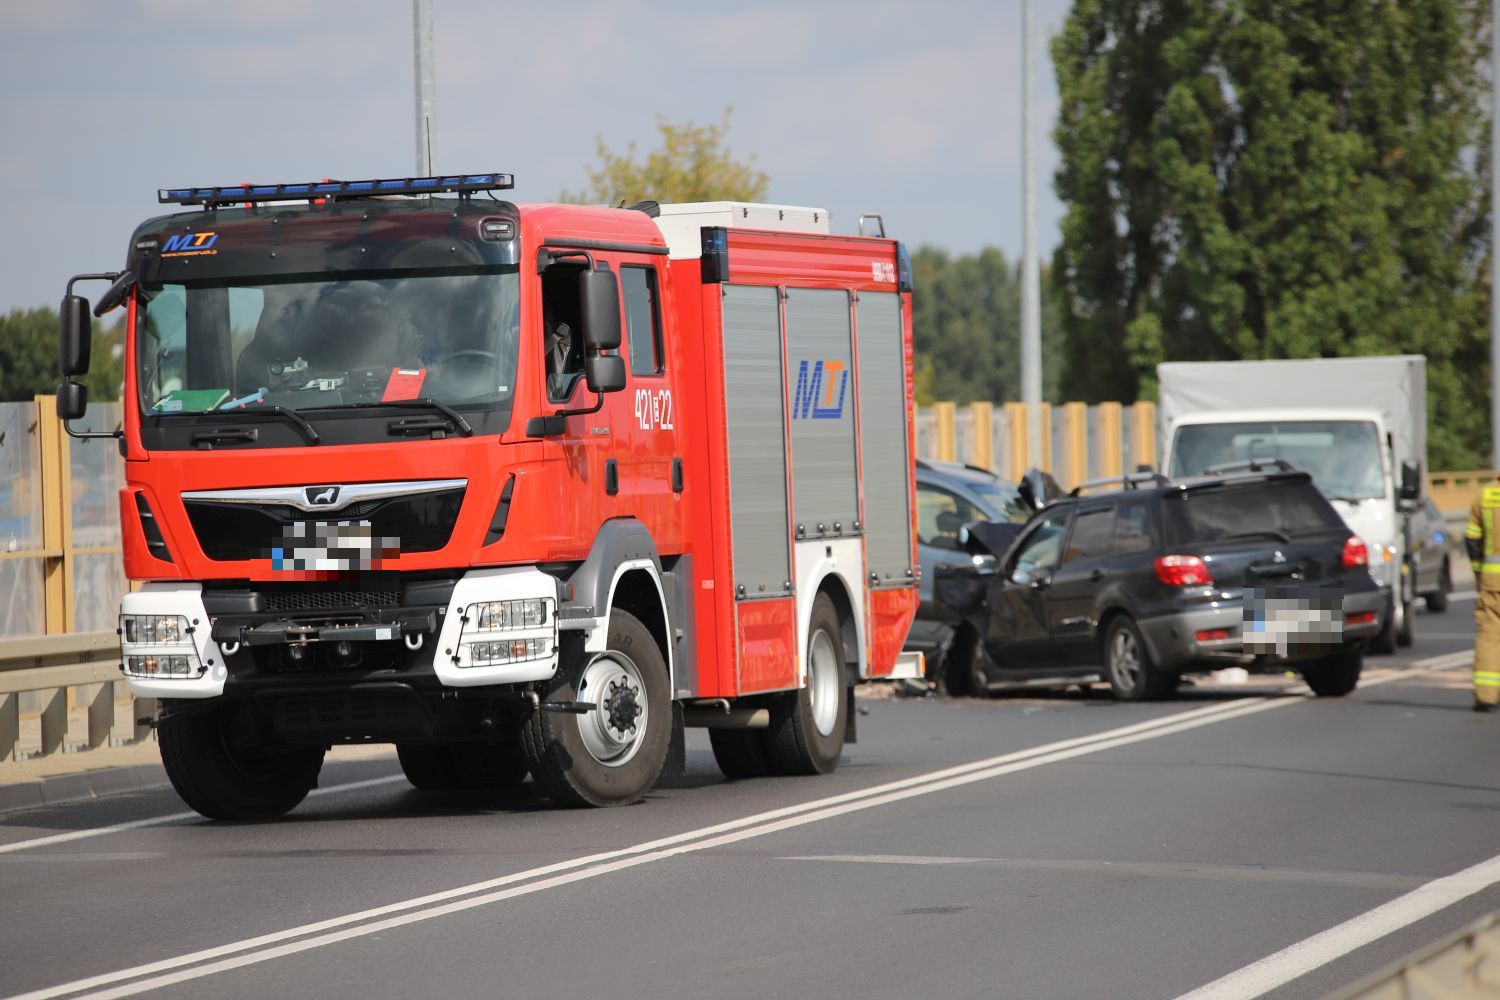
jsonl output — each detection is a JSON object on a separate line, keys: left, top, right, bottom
{"left": 135, "top": 266, "right": 519, "bottom": 419}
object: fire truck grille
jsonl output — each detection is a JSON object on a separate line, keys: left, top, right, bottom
{"left": 262, "top": 590, "right": 400, "bottom": 612}
{"left": 183, "top": 487, "right": 464, "bottom": 561}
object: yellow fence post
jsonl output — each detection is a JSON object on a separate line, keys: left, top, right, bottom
{"left": 1039, "top": 402, "right": 1053, "bottom": 475}
{"left": 1098, "top": 402, "right": 1123, "bottom": 479}
{"left": 933, "top": 402, "right": 957, "bottom": 462}
{"left": 1002, "top": 402, "right": 1028, "bottom": 482}
{"left": 35, "top": 395, "right": 75, "bottom": 635}
{"left": 1063, "top": 402, "right": 1088, "bottom": 490}
{"left": 969, "top": 402, "right": 994, "bottom": 472}
{"left": 1132, "top": 401, "right": 1157, "bottom": 471}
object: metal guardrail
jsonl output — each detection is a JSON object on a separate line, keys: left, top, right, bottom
{"left": 1335, "top": 910, "right": 1500, "bottom": 998}
{"left": 0, "top": 631, "right": 152, "bottom": 761}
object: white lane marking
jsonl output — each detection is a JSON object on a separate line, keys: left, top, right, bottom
{"left": 0, "top": 775, "right": 407, "bottom": 856}
{"left": 1449, "top": 590, "right": 1477, "bottom": 602}
{"left": 9, "top": 651, "right": 1476, "bottom": 1000}
{"left": 15, "top": 698, "right": 1311, "bottom": 1000}
{"left": 1175, "top": 852, "right": 1500, "bottom": 999}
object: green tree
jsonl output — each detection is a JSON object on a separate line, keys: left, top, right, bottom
{"left": 1051, "top": 0, "right": 1490, "bottom": 468}
{"left": 0, "top": 308, "right": 125, "bottom": 403}
{"left": 564, "top": 109, "right": 769, "bottom": 205}
{"left": 910, "top": 246, "right": 1063, "bottom": 405}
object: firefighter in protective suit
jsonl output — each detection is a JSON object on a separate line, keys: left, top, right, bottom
{"left": 1464, "top": 487, "right": 1500, "bottom": 711}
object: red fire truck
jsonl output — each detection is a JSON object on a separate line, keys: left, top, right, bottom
{"left": 55, "top": 173, "right": 921, "bottom": 819}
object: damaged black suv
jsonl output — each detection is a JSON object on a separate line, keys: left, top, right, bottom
{"left": 933, "top": 469, "right": 1385, "bottom": 700}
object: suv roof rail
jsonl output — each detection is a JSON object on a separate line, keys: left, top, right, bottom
{"left": 1202, "top": 458, "right": 1296, "bottom": 476}
{"left": 1068, "top": 471, "right": 1169, "bottom": 497}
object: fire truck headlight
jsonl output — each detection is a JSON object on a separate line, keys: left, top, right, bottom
{"left": 120, "top": 614, "right": 204, "bottom": 679}
{"left": 465, "top": 638, "right": 551, "bottom": 666}
{"left": 122, "top": 614, "right": 187, "bottom": 645}
{"left": 471, "top": 599, "right": 549, "bottom": 631}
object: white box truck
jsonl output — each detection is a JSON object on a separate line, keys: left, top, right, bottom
{"left": 1157, "top": 356, "right": 1426, "bottom": 652}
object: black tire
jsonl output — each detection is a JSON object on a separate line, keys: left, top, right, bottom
{"left": 521, "top": 609, "right": 670, "bottom": 807}
{"left": 941, "top": 627, "right": 989, "bottom": 698}
{"left": 765, "top": 595, "right": 848, "bottom": 775}
{"left": 397, "top": 740, "right": 529, "bottom": 791}
{"left": 1426, "top": 561, "right": 1451, "bottom": 613}
{"left": 1304, "top": 645, "right": 1363, "bottom": 697}
{"left": 1103, "top": 616, "right": 1175, "bottom": 702}
{"left": 709, "top": 728, "right": 774, "bottom": 779}
{"left": 158, "top": 703, "right": 324, "bottom": 821}
{"left": 1368, "top": 596, "right": 1397, "bottom": 655}
{"left": 1395, "top": 593, "right": 1415, "bottom": 648}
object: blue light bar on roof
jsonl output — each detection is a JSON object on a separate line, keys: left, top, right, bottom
{"left": 157, "top": 173, "right": 514, "bottom": 206}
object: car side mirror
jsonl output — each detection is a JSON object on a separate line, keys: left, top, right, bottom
{"left": 585, "top": 353, "right": 626, "bottom": 394}
{"left": 970, "top": 554, "right": 999, "bottom": 576}
{"left": 59, "top": 295, "right": 92, "bottom": 376}
{"left": 579, "top": 269, "right": 622, "bottom": 352}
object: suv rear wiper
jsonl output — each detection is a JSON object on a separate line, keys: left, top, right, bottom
{"left": 210, "top": 405, "right": 320, "bottom": 444}
{"left": 1225, "top": 529, "right": 1290, "bottom": 543}
{"left": 305, "top": 398, "right": 474, "bottom": 437}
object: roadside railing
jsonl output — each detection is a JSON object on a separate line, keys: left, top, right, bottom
{"left": 0, "top": 632, "right": 149, "bottom": 762}
{"left": 1335, "top": 909, "right": 1500, "bottom": 998}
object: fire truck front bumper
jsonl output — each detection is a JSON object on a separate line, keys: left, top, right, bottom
{"left": 118, "top": 569, "right": 561, "bottom": 700}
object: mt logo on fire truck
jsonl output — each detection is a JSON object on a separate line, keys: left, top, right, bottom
{"left": 792, "top": 360, "right": 848, "bottom": 420}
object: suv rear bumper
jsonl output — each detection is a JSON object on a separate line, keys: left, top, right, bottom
{"left": 1138, "top": 587, "right": 1385, "bottom": 671}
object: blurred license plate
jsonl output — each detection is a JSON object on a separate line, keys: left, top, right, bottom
{"left": 271, "top": 521, "right": 398, "bottom": 572}
{"left": 1243, "top": 588, "right": 1342, "bottom": 655}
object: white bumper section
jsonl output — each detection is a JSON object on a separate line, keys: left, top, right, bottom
{"left": 119, "top": 584, "right": 229, "bottom": 699}
{"left": 432, "top": 566, "right": 561, "bottom": 687}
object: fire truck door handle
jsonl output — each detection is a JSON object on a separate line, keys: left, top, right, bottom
{"left": 672, "top": 458, "right": 684, "bottom": 493}
{"left": 605, "top": 459, "right": 619, "bottom": 496}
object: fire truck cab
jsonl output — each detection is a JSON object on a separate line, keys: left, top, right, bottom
{"left": 56, "top": 174, "right": 921, "bottom": 819}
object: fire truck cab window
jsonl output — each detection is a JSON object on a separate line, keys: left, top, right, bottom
{"left": 541, "top": 262, "right": 587, "bottom": 401}
{"left": 622, "top": 266, "right": 663, "bottom": 376}
{"left": 136, "top": 267, "right": 520, "bottom": 417}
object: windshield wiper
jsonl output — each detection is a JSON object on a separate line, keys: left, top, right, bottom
{"left": 305, "top": 398, "right": 474, "bottom": 437}
{"left": 219, "top": 405, "right": 320, "bottom": 444}
{"left": 1225, "top": 529, "right": 1290, "bottom": 543}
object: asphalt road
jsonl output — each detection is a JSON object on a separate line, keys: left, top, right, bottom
{"left": 0, "top": 599, "right": 1491, "bottom": 1000}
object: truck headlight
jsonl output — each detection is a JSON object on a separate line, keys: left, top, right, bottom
{"left": 121, "top": 614, "right": 187, "bottom": 644}
{"left": 120, "top": 613, "right": 203, "bottom": 678}
{"left": 467, "top": 638, "right": 551, "bottom": 665}
{"left": 471, "top": 599, "right": 549, "bottom": 631}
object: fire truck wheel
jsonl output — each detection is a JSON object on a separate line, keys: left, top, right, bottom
{"left": 766, "top": 595, "right": 847, "bottom": 776}
{"left": 709, "top": 728, "right": 773, "bottom": 779}
{"left": 158, "top": 703, "right": 325, "bottom": 821}
{"left": 522, "top": 609, "right": 670, "bottom": 807}
{"left": 397, "top": 741, "right": 529, "bottom": 791}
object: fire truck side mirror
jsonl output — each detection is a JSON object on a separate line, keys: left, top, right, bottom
{"left": 56, "top": 380, "right": 88, "bottom": 421}
{"left": 579, "top": 269, "right": 622, "bottom": 352}
{"left": 585, "top": 354, "right": 626, "bottom": 394}
{"left": 59, "top": 295, "right": 92, "bottom": 376}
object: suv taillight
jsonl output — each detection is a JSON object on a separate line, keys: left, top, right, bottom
{"left": 1342, "top": 536, "right": 1368, "bottom": 568}
{"left": 1154, "top": 555, "right": 1213, "bottom": 587}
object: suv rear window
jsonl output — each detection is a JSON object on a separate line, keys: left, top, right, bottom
{"left": 1162, "top": 480, "right": 1344, "bottom": 545}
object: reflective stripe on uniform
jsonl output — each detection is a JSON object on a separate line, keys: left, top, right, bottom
{"left": 1468, "top": 522, "right": 1485, "bottom": 539}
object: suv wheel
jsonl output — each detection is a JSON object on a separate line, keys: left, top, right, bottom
{"left": 1103, "top": 617, "right": 1174, "bottom": 702}
{"left": 1304, "top": 644, "right": 1362, "bottom": 697}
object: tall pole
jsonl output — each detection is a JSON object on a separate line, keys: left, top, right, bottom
{"left": 1492, "top": 0, "right": 1499, "bottom": 466}
{"left": 414, "top": 0, "right": 436, "bottom": 176}
{"left": 1021, "top": 0, "right": 1044, "bottom": 467}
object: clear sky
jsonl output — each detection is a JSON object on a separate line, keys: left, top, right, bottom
{"left": 0, "top": 0, "right": 1072, "bottom": 313}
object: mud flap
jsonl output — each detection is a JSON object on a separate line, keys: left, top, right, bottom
{"left": 665, "top": 701, "right": 687, "bottom": 776}
{"left": 844, "top": 686, "right": 858, "bottom": 745}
